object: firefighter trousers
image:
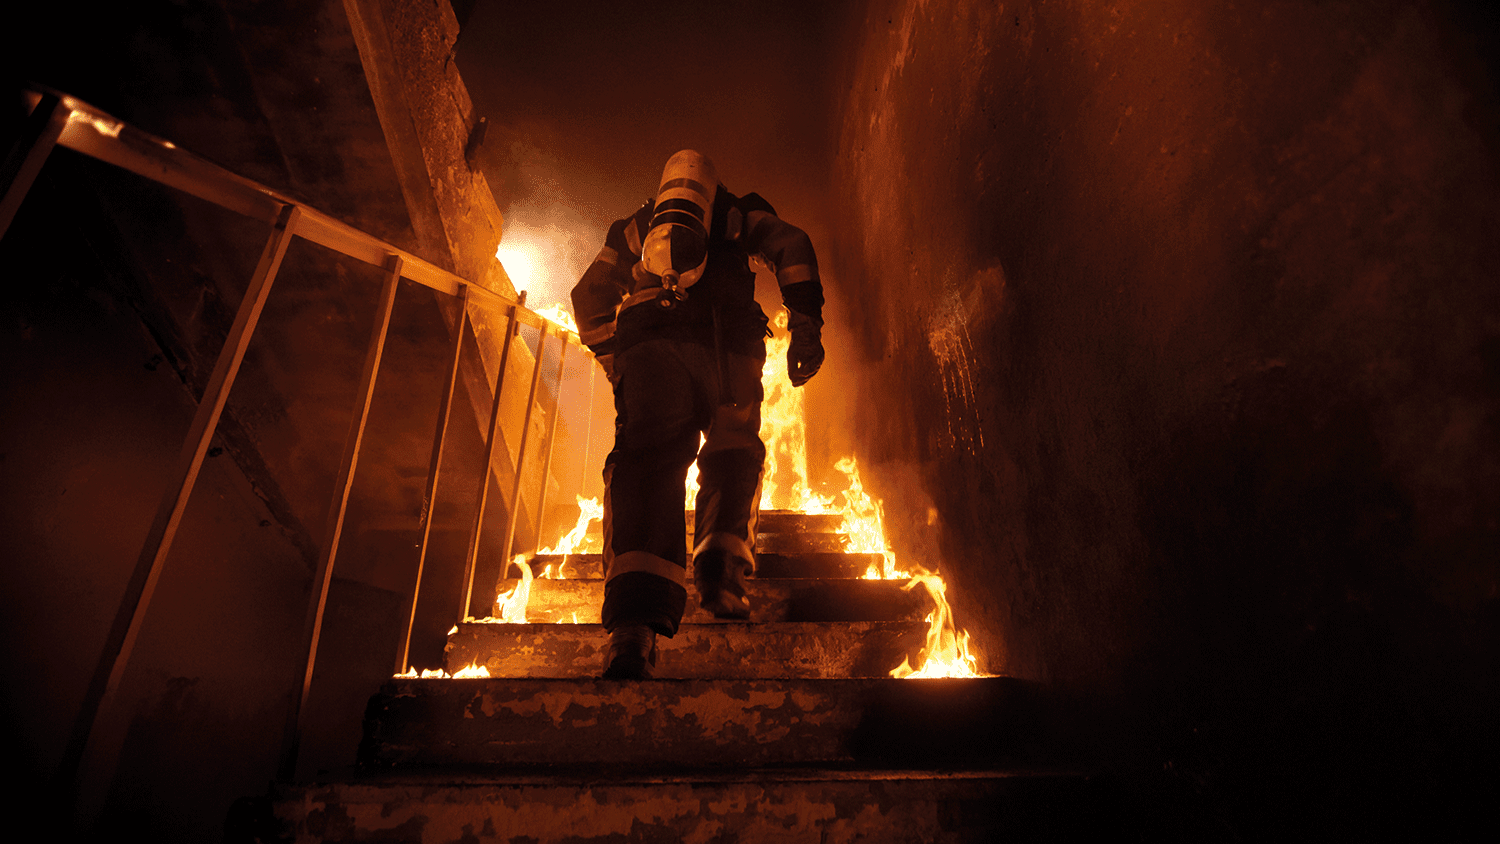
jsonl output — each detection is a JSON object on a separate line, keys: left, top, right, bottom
{"left": 600, "top": 337, "right": 765, "bottom": 636}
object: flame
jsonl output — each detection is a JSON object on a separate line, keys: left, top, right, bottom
{"left": 685, "top": 436, "right": 704, "bottom": 509}
{"left": 750, "top": 311, "right": 979, "bottom": 675}
{"left": 451, "top": 662, "right": 492, "bottom": 679}
{"left": 395, "top": 661, "right": 491, "bottom": 679}
{"left": 533, "top": 303, "right": 579, "bottom": 334}
{"left": 758, "top": 312, "right": 835, "bottom": 513}
{"left": 493, "top": 555, "right": 534, "bottom": 623}
{"left": 538, "top": 495, "right": 603, "bottom": 562}
{"left": 889, "top": 575, "right": 983, "bottom": 678}
{"left": 832, "top": 457, "right": 908, "bottom": 580}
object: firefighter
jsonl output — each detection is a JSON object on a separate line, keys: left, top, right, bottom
{"left": 571, "top": 150, "right": 825, "bottom": 679}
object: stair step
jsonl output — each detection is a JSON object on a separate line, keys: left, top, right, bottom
{"left": 528, "top": 552, "right": 888, "bottom": 579}
{"left": 496, "top": 577, "right": 932, "bottom": 623}
{"left": 360, "top": 677, "right": 1025, "bottom": 770}
{"left": 445, "top": 621, "right": 926, "bottom": 679}
{"left": 751, "top": 510, "right": 846, "bottom": 534}
{"left": 751, "top": 531, "right": 852, "bottom": 553}
{"left": 273, "top": 768, "right": 1096, "bottom": 843}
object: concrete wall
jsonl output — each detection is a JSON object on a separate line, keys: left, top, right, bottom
{"left": 827, "top": 0, "right": 1498, "bottom": 835}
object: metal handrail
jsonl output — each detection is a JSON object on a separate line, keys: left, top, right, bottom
{"left": 13, "top": 87, "right": 583, "bottom": 342}
{"left": 2, "top": 87, "right": 594, "bottom": 791}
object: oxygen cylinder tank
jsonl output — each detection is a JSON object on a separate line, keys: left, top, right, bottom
{"left": 639, "top": 150, "right": 718, "bottom": 308}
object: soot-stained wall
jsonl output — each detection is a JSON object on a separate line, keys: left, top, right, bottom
{"left": 828, "top": 0, "right": 1498, "bottom": 834}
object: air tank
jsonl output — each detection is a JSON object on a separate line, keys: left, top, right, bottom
{"left": 638, "top": 150, "right": 718, "bottom": 306}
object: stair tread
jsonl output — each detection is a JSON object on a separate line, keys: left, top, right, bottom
{"left": 445, "top": 620, "right": 931, "bottom": 678}
{"left": 291, "top": 765, "right": 1085, "bottom": 787}
{"left": 495, "top": 577, "right": 931, "bottom": 623}
{"left": 360, "top": 676, "right": 1027, "bottom": 770}
{"left": 274, "top": 766, "right": 1101, "bottom": 843}
{"left": 529, "top": 551, "right": 891, "bottom": 579}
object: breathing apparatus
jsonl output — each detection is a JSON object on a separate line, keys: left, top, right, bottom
{"left": 632, "top": 150, "right": 718, "bottom": 310}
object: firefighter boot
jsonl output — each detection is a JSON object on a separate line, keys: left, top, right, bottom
{"left": 693, "top": 548, "right": 752, "bottom": 620}
{"left": 602, "top": 624, "right": 658, "bottom": 680}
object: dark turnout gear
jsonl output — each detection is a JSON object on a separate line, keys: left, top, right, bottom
{"left": 787, "top": 312, "right": 824, "bottom": 387}
{"left": 693, "top": 547, "right": 753, "bottom": 620}
{"left": 602, "top": 624, "right": 658, "bottom": 680}
{"left": 572, "top": 150, "right": 824, "bottom": 654}
{"left": 597, "top": 339, "right": 765, "bottom": 634}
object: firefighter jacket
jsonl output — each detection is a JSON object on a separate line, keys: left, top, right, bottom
{"left": 571, "top": 189, "right": 825, "bottom": 361}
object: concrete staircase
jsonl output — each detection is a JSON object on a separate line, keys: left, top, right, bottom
{"left": 271, "top": 511, "right": 1095, "bottom": 842}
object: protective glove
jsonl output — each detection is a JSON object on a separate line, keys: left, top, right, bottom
{"left": 787, "top": 310, "right": 824, "bottom": 387}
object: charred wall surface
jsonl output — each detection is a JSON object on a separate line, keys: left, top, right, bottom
{"left": 828, "top": 0, "right": 1498, "bottom": 835}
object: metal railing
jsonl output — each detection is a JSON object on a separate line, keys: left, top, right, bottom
{"left": 1, "top": 88, "right": 597, "bottom": 788}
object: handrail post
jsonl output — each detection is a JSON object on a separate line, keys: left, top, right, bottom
{"left": 58, "top": 203, "right": 301, "bottom": 802}
{"left": 0, "top": 92, "right": 68, "bottom": 240}
{"left": 281, "top": 252, "right": 403, "bottom": 781}
{"left": 497, "top": 322, "right": 551, "bottom": 592}
{"left": 397, "top": 286, "right": 470, "bottom": 673}
{"left": 531, "top": 337, "right": 569, "bottom": 553}
{"left": 458, "top": 303, "right": 521, "bottom": 622}
{"left": 581, "top": 360, "right": 597, "bottom": 501}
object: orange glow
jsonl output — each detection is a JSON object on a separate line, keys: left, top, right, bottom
{"left": 68, "top": 109, "right": 123, "bottom": 139}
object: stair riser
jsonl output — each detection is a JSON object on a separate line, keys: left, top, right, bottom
{"left": 540, "top": 533, "right": 852, "bottom": 560}
{"left": 445, "top": 622, "right": 924, "bottom": 679}
{"left": 527, "top": 552, "right": 888, "bottom": 580}
{"left": 276, "top": 773, "right": 1092, "bottom": 843}
{"left": 494, "top": 579, "right": 932, "bottom": 624}
{"left": 751, "top": 511, "right": 846, "bottom": 534}
{"left": 749, "top": 532, "right": 852, "bottom": 554}
{"left": 360, "top": 678, "right": 1024, "bottom": 769}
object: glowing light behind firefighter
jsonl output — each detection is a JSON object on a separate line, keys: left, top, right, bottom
{"left": 494, "top": 216, "right": 593, "bottom": 314}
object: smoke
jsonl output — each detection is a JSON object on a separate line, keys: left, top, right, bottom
{"left": 457, "top": 0, "right": 844, "bottom": 315}
{"left": 487, "top": 133, "right": 621, "bottom": 310}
